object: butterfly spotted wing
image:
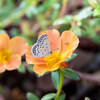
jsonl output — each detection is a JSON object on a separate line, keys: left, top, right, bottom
{"left": 31, "top": 34, "right": 51, "bottom": 57}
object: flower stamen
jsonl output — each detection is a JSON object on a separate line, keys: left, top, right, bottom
{"left": 0, "top": 49, "right": 11, "bottom": 63}
{"left": 45, "top": 52, "right": 62, "bottom": 68}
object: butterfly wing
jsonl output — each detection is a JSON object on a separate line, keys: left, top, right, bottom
{"left": 31, "top": 34, "right": 51, "bottom": 57}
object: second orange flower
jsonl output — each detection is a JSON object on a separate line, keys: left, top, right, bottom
{"left": 0, "top": 33, "right": 28, "bottom": 73}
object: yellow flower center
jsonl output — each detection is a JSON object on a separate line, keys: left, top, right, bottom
{"left": 45, "top": 52, "right": 62, "bottom": 67}
{"left": 0, "top": 49, "right": 11, "bottom": 63}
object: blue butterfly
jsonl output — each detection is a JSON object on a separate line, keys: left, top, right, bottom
{"left": 31, "top": 34, "right": 51, "bottom": 57}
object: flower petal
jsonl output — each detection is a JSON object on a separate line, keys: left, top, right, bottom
{"left": 9, "top": 36, "right": 28, "bottom": 56}
{"left": 34, "top": 63, "right": 60, "bottom": 75}
{"left": 26, "top": 46, "right": 46, "bottom": 64}
{"left": 39, "top": 29, "right": 61, "bottom": 52}
{"left": 34, "top": 64, "right": 48, "bottom": 75}
{"left": 61, "top": 31, "right": 79, "bottom": 60}
{"left": 5, "top": 54, "right": 21, "bottom": 70}
{"left": 0, "top": 33, "right": 10, "bottom": 50}
{"left": 0, "top": 63, "right": 6, "bottom": 73}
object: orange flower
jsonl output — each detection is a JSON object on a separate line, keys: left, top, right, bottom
{"left": 26, "top": 29, "right": 79, "bottom": 75}
{"left": 0, "top": 33, "right": 28, "bottom": 73}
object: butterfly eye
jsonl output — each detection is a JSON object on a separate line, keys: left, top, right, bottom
{"left": 50, "top": 51, "right": 52, "bottom": 54}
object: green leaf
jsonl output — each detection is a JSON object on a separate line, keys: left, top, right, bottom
{"left": 74, "top": 27, "right": 82, "bottom": 37}
{"left": 65, "top": 53, "right": 78, "bottom": 62}
{"left": 59, "top": 93, "right": 66, "bottom": 100}
{"left": 58, "top": 24, "right": 71, "bottom": 32}
{"left": 54, "top": 94, "right": 66, "bottom": 100}
{"left": 27, "top": 92, "right": 40, "bottom": 100}
{"left": 76, "top": 7, "right": 93, "bottom": 21}
{"left": 53, "top": 15, "right": 73, "bottom": 26}
{"left": 85, "top": 97, "right": 91, "bottom": 100}
{"left": 51, "top": 72, "right": 60, "bottom": 89}
{"left": 17, "top": 63, "right": 26, "bottom": 73}
{"left": 62, "top": 68, "right": 80, "bottom": 80}
{"left": 41, "top": 93, "right": 56, "bottom": 100}
{"left": 94, "top": 5, "right": 100, "bottom": 17}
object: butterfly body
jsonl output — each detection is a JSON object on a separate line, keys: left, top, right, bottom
{"left": 31, "top": 34, "right": 51, "bottom": 57}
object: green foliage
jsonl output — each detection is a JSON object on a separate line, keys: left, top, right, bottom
{"left": 74, "top": 27, "right": 82, "bottom": 37}
{"left": 76, "top": 7, "right": 93, "bottom": 21}
{"left": 0, "top": 85, "right": 4, "bottom": 94}
{"left": 0, "top": 0, "right": 100, "bottom": 45}
{"left": 65, "top": 53, "right": 78, "bottom": 62}
{"left": 0, "top": 1, "right": 29, "bottom": 28}
{"left": 10, "top": 28, "right": 20, "bottom": 37}
{"left": 84, "top": 0, "right": 90, "bottom": 6}
{"left": 37, "top": 0, "right": 56, "bottom": 14}
{"left": 41, "top": 93, "right": 56, "bottom": 100}
{"left": 26, "top": 65, "right": 33, "bottom": 73}
{"left": 26, "top": 0, "right": 56, "bottom": 18}
{"left": 62, "top": 68, "right": 80, "bottom": 80}
{"left": 94, "top": 5, "right": 100, "bottom": 17}
{"left": 53, "top": 15, "right": 73, "bottom": 26}
{"left": 85, "top": 97, "right": 91, "bottom": 100}
{"left": 59, "top": 93, "right": 66, "bottom": 100}
{"left": 51, "top": 72, "right": 60, "bottom": 89}
{"left": 27, "top": 92, "right": 40, "bottom": 100}
{"left": 51, "top": 3, "right": 60, "bottom": 21}
{"left": 17, "top": 63, "right": 26, "bottom": 73}
{"left": 88, "top": 0, "right": 98, "bottom": 8}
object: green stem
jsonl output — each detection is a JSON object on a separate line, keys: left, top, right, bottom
{"left": 55, "top": 70, "right": 64, "bottom": 100}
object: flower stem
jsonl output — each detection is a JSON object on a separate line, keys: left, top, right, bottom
{"left": 55, "top": 70, "right": 64, "bottom": 100}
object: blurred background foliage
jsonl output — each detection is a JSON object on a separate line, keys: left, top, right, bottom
{"left": 0, "top": 0, "right": 100, "bottom": 44}
{"left": 0, "top": 0, "right": 100, "bottom": 100}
